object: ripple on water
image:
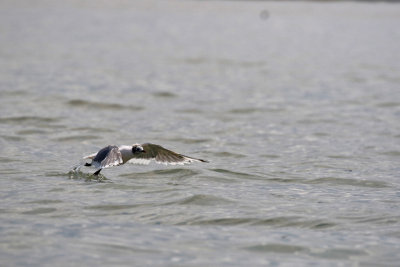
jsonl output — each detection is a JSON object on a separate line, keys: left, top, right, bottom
{"left": 84, "top": 204, "right": 145, "bottom": 211}
{"left": 23, "top": 199, "right": 64, "bottom": 205}
{"left": 211, "top": 151, "right": 246, "bottom": 158}
{"left": 185, "top": 218, "right": 254, "bottom": 226}
{"left": 227, "top": 107, "right": 285, "bottom": 114}
{"left": 253, "top": 217, "right": 337, "bottom": 229}
{"left": 16, "top": 129, "right": 48, "bottom": 135}
{"left": 310, "top": 248, "right": 368, "bottom": 260}
{"left": 66, "top": 99, "right": 143, "bottom": 111}
{"left": 184, "top": 216, "right": 337, "bottom": 228}
{"left": 70, "top": 127, "right": 115, "bottom": 134}
{"left": 260, "top": 154, "right": 280, "bottom": 159}
{"left": 228, "top": 107, "right": 264, "bottom": 114}
{"left": 380, "top": 150, "right": 400, "bottom": 157}
{"left": 174, "top": 108, "right": 203, "bottom": 114}
{"left": 338, "top": 215, "right": 400, "bottom": 225}
{"left": 0, "top": 156, "right": 19, "bottom": 163}
{"left": 0, "top": 90, "right": 29, "bottom": 97}
{"left": 152, "top": 91, "right": 178, "bottom": 98}
{"left": 305, "top": 177, "right": 389, "bottom": 188}
{"left": 119, "top": 168, "right": 201, "bottom": 180}
{"left": 0, "top": 116, "right": 60, "bottom": 125}
{"left": 54, "top": 135, "right": 100, "bottom": 142}
{"left": 210, "top": 168, "right": 262, "bottom": 180}
{"left": 244, "top": 244, "right": 368, "bottom": 260}
{"left": 1, "top": 135, "right": 25, "bottom": 142}
{"left": 244, "top": 243, "right": 309, "bottom": 253}
{"left": 164, "top": 137, "right": 211, "bottom": 144}
{"left": 96, "top": 183, "right": 147, "bottom": 191}
{"left": 375, "top": 101, "right": 400, "bottom": 108}
{"left": 21, "top": 208, "right": 57, "bottom": 215}
{"left": 84, "top": 242, "right": 159, "bottom": 254}
{"left": 177, "top": 194, "right": 235, "bottom": 206}
{"left": 47, "top": 170, "right": 111, "bottom": 183}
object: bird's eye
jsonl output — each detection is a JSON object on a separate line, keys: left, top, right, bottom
{"left": 132, "top": 146, "right": 143, "bottom": 153}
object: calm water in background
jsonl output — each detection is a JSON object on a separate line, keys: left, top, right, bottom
{"left": 1, "top": 0, "right": 400, "bottom": 266}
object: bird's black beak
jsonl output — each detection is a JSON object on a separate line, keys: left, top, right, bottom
{"left": 142, "top": 150, "right": 146, "bottom": 153}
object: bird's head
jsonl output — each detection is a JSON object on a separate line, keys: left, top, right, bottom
{"left": 132, "top": 144, "right": 145, "bottom": 154}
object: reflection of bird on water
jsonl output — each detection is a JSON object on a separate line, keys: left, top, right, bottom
{"left": 83, "top": 143, "right": 208, "bottom": 176}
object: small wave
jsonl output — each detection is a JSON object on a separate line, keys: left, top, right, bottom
{"left": 228, "top": 108, "right": 264, "bottom": 114}
{"left": 297, "top": 118, "right": 337, "bottom": 125}
{"left": 380, "top": 150, "right": 400, "bottom": 157}
{"left": 244, "top": 243, "right": 368, "bottom": 259}
{"left": 71, "top": 127, "right": 114, "bottom": 133}
{"left": 376, "top": 102, "right": 400, "bottom": 108}
{"left": 228, "top": 107, "right": 284, "bottom": 114}
{"left": 17, "top": 129, "right": 48, "bottom": 135}
{"left": 67, "top": 99, "right": 143, "bottom": 111}
{"left": 54, "top": 135, "right": 100, "bottom": 142}
{"left": 0, "top": 90, "right": 28, "bottom": 97}
{"left": 21, "top": 208, "right": 57, "bottom": 215}
{"left": 23, "top": 199, "right": 64, "bottom": 204}
{"left": 174, "top": 108, "right": 203, "bottom": 114}
{"left": 85, "top": 242, "right": 159, "bottom": 254}
{"left": 244, "top": 243, "right": 309, "bottom": 253}
{"left": 313, "top": 132, "right": 330, "bottom": 137}
{"left": 253, "top": 217, "right": 336, "bottom": 229}
{"left": 152, "top": 91, "right": 177, "bottom": 98}
{"left": 1, "top": 135, "right": 25, "bottom": 141}
{"left": 212, "top": 151, "right": 246, "bottom": 158}
{"left": 310, "top": 248, "right": 368, "bottom": 259}
{"left": 182, "top": 216, "right": 336, "bottom": 228}
{"left": 342, "top": 215, "right": 400, "bottom": 225}
{"left": 260, "top": 154, "right": 280, "bottom": 159}
{"left": 165, "top": 137, "right": 211, "bottom": 144}
{"left": 0, "top": 116, "right": 59, "bottom": 124}
{"left": 305, "top": 177, "right": 389, "bottom": 188}
{"left": 177, "top": 194, "right": 235, "bottom": 206}
{"left": 210, "top": 168, "right": 262, "bottom": 180}
{"left": 177, "top": 57, "right": 266, "bottom": 68}
{"left": 47, "top": 170, "right": 110, "bottom": 183}
{"left": 0, "top": 156, "right": 19, "bottom": 163}
{"left": 84, "top": 204, "right": 143, "bottom": 211}
{"left": 186, "top": 218, "right": 254, "bottom": 226}
{"left": 327, "top": 155, "right": 353, "bottom": 159}
{"left": 120, "top": 168, "right": 201, "bottom": 180}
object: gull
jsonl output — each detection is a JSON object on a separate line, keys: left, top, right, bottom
{"left": 83, "top": 143, "right": 208, "bottom": 175}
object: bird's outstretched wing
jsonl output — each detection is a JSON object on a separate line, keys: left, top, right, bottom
{"left": 92, "top": 145, "right": 123, "bottom": 169}
{"left": 127, "top": 143, "right": 208, "bottom": 165}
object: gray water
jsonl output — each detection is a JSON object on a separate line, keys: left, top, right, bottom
{"left": 1, "top": 0, "right": 400, "bottom": 266}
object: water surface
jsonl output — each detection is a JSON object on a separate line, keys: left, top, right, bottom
{"left": 1, "top": 0, "right": 400, "bottom": 266}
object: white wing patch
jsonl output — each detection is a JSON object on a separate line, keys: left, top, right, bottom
{"left": 91, "top": 157, "right": 123, "bottom": 169}
{"left": 83, "top": 152, "right": 97, "bottom": 159}
{"left": 156, "top": 157, "right": 202, "bottom": 166}
{"left": 103, "top": 159, "right": 123, "bottom": 169}
{"left": 128, "top": 156, "right": 202, "bottom": 166}
{"left": 127, "top": 158, "right": 152, "bottom": 165}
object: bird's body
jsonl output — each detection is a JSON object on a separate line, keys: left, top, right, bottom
{"left": 83, "top": 143, "right": 207, "bottom": 175}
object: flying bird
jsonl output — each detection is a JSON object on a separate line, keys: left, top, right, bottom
{"left": 83, "top": 143, "right": 208, "bottom": 175}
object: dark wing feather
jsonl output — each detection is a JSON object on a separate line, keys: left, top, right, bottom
{"left": 93, "top": 145, "right": 123, "bottom": 169}
{"left": 127, "top": 143, "right": 207, "bottom": 165}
